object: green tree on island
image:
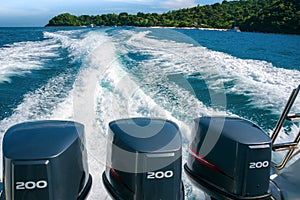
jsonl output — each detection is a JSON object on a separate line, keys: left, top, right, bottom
{"left": 46, "top": 0, "right": 300, "bottom": 35}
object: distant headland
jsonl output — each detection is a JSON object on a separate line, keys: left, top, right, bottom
{"left": 46, "top": 0, "right": 299, "bottom": 35}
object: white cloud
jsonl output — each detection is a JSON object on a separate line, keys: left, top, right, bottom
{"left": 100, "top": 0, "right": 198, "bottom": 11}
{"left": 160, "top": 0, "right": 197, "bottom": 9}
{"left": 105, "top": 0, "right": 153, "bottom": 3}
{"left": 105, "top": 0, "right": 198, "bottom": 9}
{"left": 0, "top": 6, "right": 49, "bottom": 17}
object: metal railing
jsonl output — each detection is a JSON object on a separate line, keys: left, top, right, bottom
{"left": 271, "top": 85, "right": 300, "bottom": 170}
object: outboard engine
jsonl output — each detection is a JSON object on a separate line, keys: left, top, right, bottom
{"left": 1, "top": 120, "right": 92, "bottom": 200}
{"left": 102, "top": 118, "right": 184, "bottom": 200}
{"left": 185, "top": 117, "right": 272, "bottom": 200}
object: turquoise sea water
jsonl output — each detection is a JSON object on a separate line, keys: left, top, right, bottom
{"left": 0, "top": 27, "right": 299, "bottom": 199}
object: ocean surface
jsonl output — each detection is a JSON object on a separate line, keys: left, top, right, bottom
{"left": 0, "top": 27, "right": 299, "bottom": 199}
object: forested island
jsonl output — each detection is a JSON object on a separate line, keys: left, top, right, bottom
{"left": 46, "top": 0, "right": 299, "bottom": 34}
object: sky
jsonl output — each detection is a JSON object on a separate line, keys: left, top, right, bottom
{"left": 0, "top": 0, "right": 225, "bottom": 27}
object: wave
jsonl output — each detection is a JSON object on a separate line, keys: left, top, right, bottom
{"left": 118, "top": 29, "right": 300, "bottom": 117}
{"left": 0, "top": 39, "right": 59, "bottom": 83}
{"left": 0, "top": 29, "right": 105, "bottom": 84}
{"left": 43, "top": 30, "right": 108, "bottom": 63}
{"left": 0, "top": 30, "right": 105, "bottom": 126}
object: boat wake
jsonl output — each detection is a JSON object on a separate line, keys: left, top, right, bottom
{"left": 0, "top": 28, "right": 299, "bottom": 199}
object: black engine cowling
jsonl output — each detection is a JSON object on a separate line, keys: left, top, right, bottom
{"left": 1, "top": 120, "right": 92, "bottom": 200}
{"left": 185, "top": 117, "right": 272, "bottom": 200}
{"left": 102, "top": 118, "right": 184, "bottom": 200}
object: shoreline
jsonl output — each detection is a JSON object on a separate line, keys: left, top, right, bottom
{"left": 45, "top": 25, "right": 232, "bottom": 32}
{"left": 149, "top": 26, "right": 229, "bottom": 31}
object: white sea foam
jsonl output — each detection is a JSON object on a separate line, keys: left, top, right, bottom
{"left": 0, "top": 30, "right": 84, "bottom": 83}
{"left": 121, "top": 29, "right": 300, "bottom": 117}
{"left": 0, "top": 72, "right": 74, "bottom": 136}
{"left": 0, "top": 30, "right": 108, "bottom": 131}
{"left": 0, "top": 39, "right": 60, "bottom": 83}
